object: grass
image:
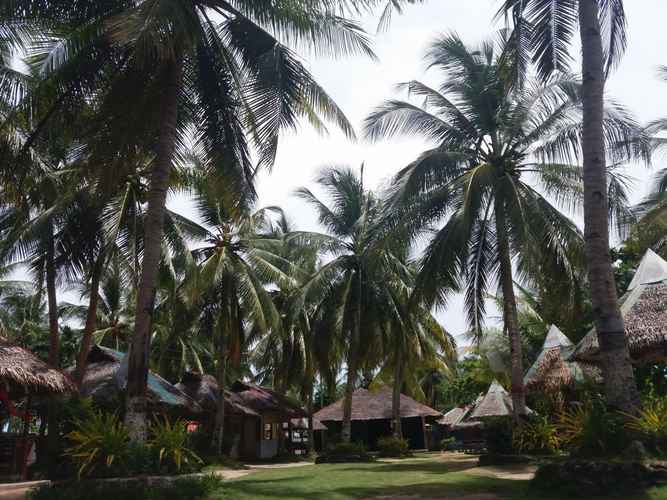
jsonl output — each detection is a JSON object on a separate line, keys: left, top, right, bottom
{"left": 207, "top": 453, "right": 667, "bottom": 500}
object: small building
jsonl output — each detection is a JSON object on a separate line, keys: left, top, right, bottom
{"left": 314, "top": 387, "right": 442, "bottom": 450}
{"left": 524, "top": 325, "right": 600, "bottom": 392}
{"left": 0, "top": 337, "right": 76, "bottom": 478}
{"left": 571, "top": 249, "right": 667, "bottom": 365}
{"left": 76, "top": 345, "right": 201, "bottom": 416}
{"left": 176, "top": 373, "right": 308, "bottom": 460}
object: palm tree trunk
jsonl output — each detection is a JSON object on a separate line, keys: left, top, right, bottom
{"left": 494, "top": 195, "right": 526, "bottom": 421}
{"left": 342, "top": 272, "right": 362, "bottom": 444}
{"left": 125, "top": 52, "right": 183, "bottom": 441}
{"left": 214, "top": 346, "right": 227, "bottom": 456}
{"left": 45, "top": 225, "right": 59, "bottom": 478}
{"left": 578, "top": 0, "right": 639, "bottom": 412}
{"left": 341, "top": 347, "right": 358, "bottom": 444}
{"left": 392, "top": 346, "right": 403, "bottom": 439}
{"left": 74, "top": 256, "right": 104, "bottom": 385}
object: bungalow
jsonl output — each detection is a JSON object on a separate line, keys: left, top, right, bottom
{"left": 314, "top": 387, "right": 442, "bottom": 450}
{"left": 176, "top": 372, "right": 308, "bottom": 460}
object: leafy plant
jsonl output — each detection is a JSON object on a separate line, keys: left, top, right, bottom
{"left": 623, "top": 397, "right": 667, "bottom": 452}
{"left": 65, "top": 412, "right": 130, "bottom": 478}
{"left": 513, "top": 416, "right": 560, "bottom": 455}
{"left": 558, "top": 400, "right": 628, "bottom": 457}
{"left": 483, "top": 418, "right": 514, "bottom": 455}
{"left": 377, "top": 436, "right": 410, "bottom": 457}
{"left": 149, "top": 417, "right": 202, "bottom": 473}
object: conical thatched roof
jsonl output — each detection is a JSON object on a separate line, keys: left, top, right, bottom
{"left": 524, "top": 325, "right": 600, "bottom": 391}
{"left": 571, "top": 250, "right": 667, "bottom": 364}
{"left": 314, "top": 387, "right": 441, "bottom": 423}
{"left": 468, "top": 380, "right": 532, "bottom": 419}
{"left": 76, "top": 346, "right": 201, "bottom": 414}
{"left": 175, "top": 371, "right": 259, "bottom": 417}
{"left": 0, "top": 337, "right": 75, "bottom": 396}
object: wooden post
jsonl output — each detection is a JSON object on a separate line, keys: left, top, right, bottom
{"left": 421, "top": 416, "right": 427, "bottom": 451}
{"left": 21, "top": 396, "right": 31, "bottom": 480}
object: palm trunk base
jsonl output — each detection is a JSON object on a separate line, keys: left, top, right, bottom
{"left": 125, "top": 396, "right": 149, "bottom": 442}
{"left": 600, "top": 344, "right": 640, "bottom": 411}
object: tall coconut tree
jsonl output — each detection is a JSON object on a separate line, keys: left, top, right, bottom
{"left": 289, "top": 165, "right": 413, "bottom": 442}
{"left": 364, "top": 32, "right": 639, "bottom": 419}
{"left": 497, "top": 0, "right": 642, "bottom": 411}
{"left": 182, "top": 183, "right": 293, "bottom": 455}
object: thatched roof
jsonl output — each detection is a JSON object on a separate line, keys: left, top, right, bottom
{"left": 437, "top": 406, "right": 468, "bottom": 427}
{"left": 0, "top": 337, "right": 75, "bottom": 396}
{"left": 76, "top": 346, "right": 201, "bottom": 414}
{"left": 524, "top": 325, "right": 600, "bottom": 391}
{"left": 571, "top": 250, "right": 667, "bottom": 364}
{"left": 231, "top": 381, "right": 307, "bottom": 418}
{"left": 314, "top": 387, "right": 441, "bottom": 423}
{"left": 175, "top": 371, "right": 259, "bottom": 417}
{"left": 468, "top": 380, "right": 532, "bottom": 419}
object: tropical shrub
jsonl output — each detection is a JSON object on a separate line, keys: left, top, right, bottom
{"left": 484, "top": 418, "right": 514, "bottom": 454}
{"left": 327, "top": 441, "right": 368, "bottom": 456}
{"left": 377, "top": 436, "right": 410, "bottom": 457}
{"left": 149, "top": 417, "right": 202, "bottom": 473}
{"left": 623, "top": 397, "right": 667, "bottom": 453}
{"left": 440, "top": 437, "right": 458, "bottom": 451}
{"left": 28, "top": 475, "right": 224, "bottom": 500}
{"left": 64, "top": 412, "right": 131, "bottom": 478}
{"left": 513, "top": 416, "right": 560, "bottom": 455}
{"left": 558, "top": 400, "right": 628, "bottom": 457}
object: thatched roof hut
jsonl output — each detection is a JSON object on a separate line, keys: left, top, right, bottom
{"left": 314, "top": 387, "right": 441, "bottom": 422}
{"left": 468, "top": 380, "right": 532, "bottom": 419}
{"left": 571, "top": 249, "right": 667, "bottom": 364}
{"left": 230, "top": 381, "right": 307, "bottom": 418}
{"left": 76, "top": 346, "right": 200, "bottom": 415}
{"left": 0, "top": 337, "right": 75, "bottom": 397}
{"left": 175, "top": 371, "right": 259, "bottom": 417}
{"left": 437, "top": 406, "right": 468, "bottom": 427}
{"left": 524, "top": 325, "right": 600, "bottom": 391}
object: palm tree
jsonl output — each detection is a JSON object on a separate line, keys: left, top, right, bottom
{"left": 183, "top": 184, "right": 292, "bottom": 455}
{"left": 497, "top": 0, "right": 642, "bottom": 411}
{"left": 290, "top": 165, "right": 412, "bottom": 442}
{"left": 3, "top": 0, "right": 385, "bottom": 439}
{"left": 364, "top": 32, "right": 638, "bottom": 419}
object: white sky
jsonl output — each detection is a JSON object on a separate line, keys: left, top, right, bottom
{"left": 173, "top": 1, "right": 667, "bottom": 342}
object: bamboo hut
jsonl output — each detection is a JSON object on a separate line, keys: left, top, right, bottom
{"left": 468, "top": 380, "right": 532, "bottom": 419}
{"left": 75, "top": 345, "right": 200, "bottom": 416}
{"left": 524, "top": 325, "right": 600, "bottom": 391}
{"left": 314, "top": 387, "right": 442, "bottom": 450}
{"left": 570, "top": 249, "right": 667, "bottom": 364}
{"left": 0, "top": 337, "right": 75, "bottom": 478}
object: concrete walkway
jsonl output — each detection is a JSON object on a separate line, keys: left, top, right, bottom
{"left": 0, "top": 480, "right": 49, "bottom": 500}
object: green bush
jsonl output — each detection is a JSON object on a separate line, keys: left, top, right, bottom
{"left": 440, "top": 437, "right": 458, "bottom": 451}
{"left": 125, "top": 443, "right": 158, "bottom": 475}
{"left": 623, "top": 396, "right": 667, "bottom": 454}
{"left": 377, "top": 436, "right": 410, "bottom": 457}
{"left": 513, "top": 416, "right": 560, "bottom": 455}
{"left": 149, "top": 417, "right": 202, "bottom": 473}
{"left": 483, "top": 418, "right": 514, "bottom": 454}
{"left": 29, "top": 475, "right": 224, "bottom": 500}
{"left": 64, "top": 412, "right": 131, "bottom": 478}
{"left": 558, "top": 399, "right": 629, "bottom": 458}
{"left": 327, "top": 441, "right": 368, "bottom": 456}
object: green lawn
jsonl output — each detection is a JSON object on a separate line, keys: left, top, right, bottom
{"left": 209, "top": 454, "right": 667, "bottom": 500}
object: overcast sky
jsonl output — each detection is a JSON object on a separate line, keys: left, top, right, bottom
{"left": 173, "top": 0, "right": 667, "bottom": 343}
